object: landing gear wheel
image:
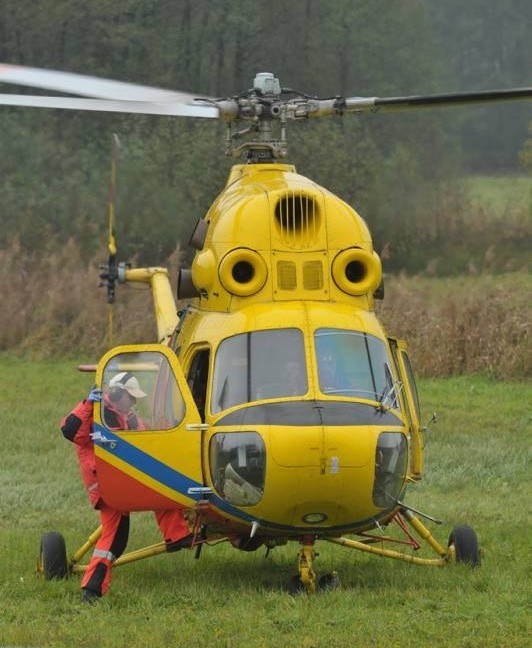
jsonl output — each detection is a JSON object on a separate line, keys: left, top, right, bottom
{"left": 448, "top": 525, "right": 480, "bottom": 567}
{"left": 318, "top": 572, "right": 341, "bottom": 591}
{"left": 38, "top": 531, "right": 68, "bottom": 579}
{"left": 287, "top": 574, "right": 305, "bottom": 595}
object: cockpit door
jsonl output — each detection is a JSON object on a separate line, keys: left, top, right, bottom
{"left": 93, "top": 344, "right": 203, "bottom": 511}
{"left": 388, "top": 338, "right": 423, "bottom": 478}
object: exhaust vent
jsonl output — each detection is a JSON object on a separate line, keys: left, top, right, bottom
{"left": 274, "top": 193, "right": 320, "bottom": 248}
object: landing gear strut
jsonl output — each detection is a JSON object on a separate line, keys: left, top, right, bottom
{"left": 288, "top": 536, "right": 316, "bottom": 594}
{"left": 298, "top": 536, "right": 317, "bottom": 593}
{"left": 288, "top": 535, "right": 342, "bottom": 594}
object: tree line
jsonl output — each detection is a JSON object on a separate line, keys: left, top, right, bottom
{"left": 0, "top": 0, "right": 530, "bottom": 273}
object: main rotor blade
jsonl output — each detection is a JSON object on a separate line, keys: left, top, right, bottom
{"left": 0, "top": 63, "right": 214, "bottom": 103}
{"left": 0, "top": 94, "right": 219, "bottom": 118}
{"left": 343, "top": 87, "right": 532, "bottom": 114}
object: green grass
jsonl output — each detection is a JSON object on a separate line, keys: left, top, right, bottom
{"left": 0, "top": 356, "right": 530, "bottom": 647}
{"left": 466, "top": 174, "right": 532, "bottom": 217}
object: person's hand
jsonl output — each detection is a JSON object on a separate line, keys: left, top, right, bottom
{"left": 87, "top": 387, "right": 103, "bottom": 403}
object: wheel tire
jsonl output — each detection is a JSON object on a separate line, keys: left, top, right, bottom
{"left": 448, "top": 525, "right": 480, "bottom": 567}
{"left": 318, "top": 572, "right": 341, "bottom": 591}
{"left": 39, "top": 531, "right": 68, "bottom": 579}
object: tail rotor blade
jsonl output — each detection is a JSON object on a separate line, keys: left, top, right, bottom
{"left": 108, "top": 133, "right": 120, "bottom": 259}
{"left": 98, "top": 133, "right": 123, "bottom": 347}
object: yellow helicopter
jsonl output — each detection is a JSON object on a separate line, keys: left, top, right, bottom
{"left": 1, "top": 64, "right": 531, "bottom": 593}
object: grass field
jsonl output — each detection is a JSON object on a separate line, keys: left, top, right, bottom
{"left": 1, "top": 357, "right": 530, "bottom": 647}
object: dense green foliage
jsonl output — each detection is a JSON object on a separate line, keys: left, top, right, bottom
{"left": 0, "top": 1, "right": 530, "bottom": 272}
{"left": 1, "top": 360, "right": 530, "bottom": 646}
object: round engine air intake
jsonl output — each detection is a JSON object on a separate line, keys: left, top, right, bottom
{"left": 219, "top": 248, "right": 268, "bottom": 296}
{"left": 177, "top": 268, "right": 200, "bottom": 299}
{"left": 332, "top": 248, "right": 382, "bottom": 296}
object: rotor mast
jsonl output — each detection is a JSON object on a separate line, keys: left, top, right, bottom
{"left": 222, "top": 73, "right": 288, "bottom": 161}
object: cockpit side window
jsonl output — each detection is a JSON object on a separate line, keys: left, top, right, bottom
{"left": 211, "top": 328, "right": 307, "bottom": 414}
{"left": 315, "top": 328, "right": 400, "bottom": 407}
{"left": 187, "top": 349, "right": 210, "bottom": 421}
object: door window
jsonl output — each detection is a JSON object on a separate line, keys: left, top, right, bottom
{"left": 389, "top": 339, "right": 423, "bottom": 478}
{"left": 401, "top": 351, "right": 421, "bottom": 419}
{"left": 101, "top": 350, "right": 185, "bottom": 431}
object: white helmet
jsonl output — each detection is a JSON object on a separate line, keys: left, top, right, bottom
{"left": 109, "top": 372, "right": 146, "bottom": 398}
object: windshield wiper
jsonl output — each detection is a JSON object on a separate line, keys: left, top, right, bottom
{"left": 377, "top": 381, "right": 403, "bottom": 412}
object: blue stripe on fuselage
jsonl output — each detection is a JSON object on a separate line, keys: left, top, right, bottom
{"left": 93, "top": 423, "right": 259, "bottom": 524}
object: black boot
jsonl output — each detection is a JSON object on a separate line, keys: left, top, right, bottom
{"left": 81, "top": 588, "right": 101, "bottom": 604}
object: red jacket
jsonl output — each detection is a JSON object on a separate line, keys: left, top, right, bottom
{"left": 60, "top": 397, "right": 146, "bottom": 508}
{"left": 61, "top": 399, "right": 101, "bottom": 508}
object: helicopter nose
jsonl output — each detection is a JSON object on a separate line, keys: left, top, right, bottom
{"left": 269, "top": 424, "right": 374, "bottom": 468}
{"left": 268, "top": 425, "right": 322, "bottom": 467}
{"left": 264, "top": 425, "right": 380, "bottom": 527}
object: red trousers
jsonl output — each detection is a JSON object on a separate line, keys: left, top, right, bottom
{"left": 81, "top": 503, "right": 190, "bottom": 596}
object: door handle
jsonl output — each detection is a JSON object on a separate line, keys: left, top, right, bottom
{"left": 91, "top": 431, "right": 119, "bottom": 448}
{"left": 186, "top": 423, "right": 210, "bottom": 431}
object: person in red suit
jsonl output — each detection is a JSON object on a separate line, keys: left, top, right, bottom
{"left": 61, "top": 372, "right": 193, "bottom": 603}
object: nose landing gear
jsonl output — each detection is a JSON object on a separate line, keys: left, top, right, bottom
{"left": 288, "top": 536, "right": 342, "bottom": 594}
{"left": 298, "top": 536, "right": 317, "bottom": 593}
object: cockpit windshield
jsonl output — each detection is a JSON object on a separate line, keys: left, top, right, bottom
{"left": 211, "top": 328, "right": 307, "bottom": 414}
{"left": 315, "top": 328, "right": 399, "bottom": 407}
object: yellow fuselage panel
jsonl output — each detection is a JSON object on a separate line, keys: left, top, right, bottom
{"left": 205, "top": 420, "right": 401, "bottom": 529}
{"left": 98, "top": 431, "right": 203, "bottom": 483}
{"left": 265, "top": 424, "right": 378, "bottom": 468}
{"left": 191, "top": 163, "right": 377, "bottom": 312}
{"left": 227, "top": 448, "right": 386, "bottom": 529}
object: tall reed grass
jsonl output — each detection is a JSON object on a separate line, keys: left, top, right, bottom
{"left": 377, "top": 273, "right": 530, "bottom": 379}
{"left": 0, "top": 239, "right": 180, "bottom": 357}
{"left": 1, "top": 241, "right": 529, "bottom": 379}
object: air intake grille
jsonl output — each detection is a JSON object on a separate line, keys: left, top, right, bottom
{"left": 274, "top": 193, "right": 319, "bottom": 248}
{"left": 303, "top": 261, "right": 323, "bottom": 290}
{"left": 277, "top": 261, "right": 297, "bottom": 290}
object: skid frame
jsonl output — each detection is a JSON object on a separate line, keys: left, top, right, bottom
{"left": 66, "top": 509, "right": 453, "bottom": 590}
{"left": 69, "top": 525, "right": 194, "bottom": 574}
{"left": 325, "top": 509, "right": 450, "bottom": 567}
